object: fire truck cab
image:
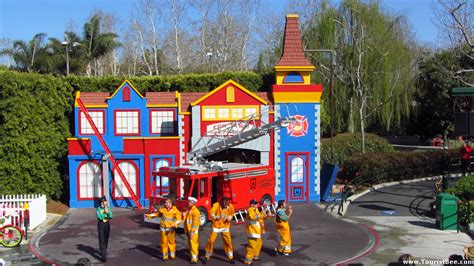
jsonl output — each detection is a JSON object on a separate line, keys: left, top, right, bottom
{"left": 144, "top": 162, "right": 275, "bottom": 227}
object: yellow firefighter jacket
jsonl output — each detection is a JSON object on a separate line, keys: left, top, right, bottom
{"left": 210, "top": 202, "right": 235, "bottom": 230}
{"left": 184, "top": 205, "right": 201, "bottom": 234}
{"left": 158, "top": 206, "right": 181, "bottom": 229}
{"left": 246, "top": 206, "right": 264, "bottom": 238}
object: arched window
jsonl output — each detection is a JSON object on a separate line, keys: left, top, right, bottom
{"left": 123, "top": 86, "right": 131, "bottom": 102}
{"left": 283, "top": 72, "right": 304, "bottom": 83}
{"left": 290, "top": 157, "right": 304, "bottom": 183}
{"left": 226, "top": 86, "right": 235, "bottom": 102}
{"left": 155, "top": 159, "right": 170, "bottom": 188}
{"left": 78, "top": 161, "right": 103, "bottom": 199}
{"left": 114, "top": 161, "right": 138, "bottom": 198}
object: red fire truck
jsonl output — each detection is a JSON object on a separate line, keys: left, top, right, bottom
{"left": 144, "top": 162, "right": 275, "bottom": 226}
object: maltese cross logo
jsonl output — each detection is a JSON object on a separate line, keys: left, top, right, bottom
{"left": 287, "top": 115, "right": 308, "bottom": 137}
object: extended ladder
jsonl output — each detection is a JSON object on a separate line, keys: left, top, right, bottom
{"left": 76, "top": 98, "right": 142, "bottom": 210}
{"left": 188, "top": 115, "right": 295, "bottom": 162}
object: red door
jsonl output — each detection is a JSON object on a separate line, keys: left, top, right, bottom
{"left": 286, "top": 153, "right": 309, "bottom": 202}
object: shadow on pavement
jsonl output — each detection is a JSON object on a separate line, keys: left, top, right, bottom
{"left": 357, "top": 204, "right": 397, "bottom": 211}
{"left": 76, "top": 244, "right": 102, "bottom": 261}
{"left": 407, "top": 220, "right": 435, "bottom": 228}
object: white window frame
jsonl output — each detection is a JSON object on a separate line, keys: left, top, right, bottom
{"left": 78, "top": 161, "right": 103, "bottom": 199}
{"left": 151, "top": 110, "right": 175, "bottom": 134}
{"left": 114, "top": 161, "right": 138, "bottom": 198}
{"left": 115, "top": 110, "right": 139, "bottom": 135}
{"left": 80, "top": 110, "right": 105, "bottom": 135}
{"left": 290, "top": 157, "right": 304, "bottom": 183}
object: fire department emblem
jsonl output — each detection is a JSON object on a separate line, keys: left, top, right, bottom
{"left": 287, "top": 115, "right": 308, "bottom": 137}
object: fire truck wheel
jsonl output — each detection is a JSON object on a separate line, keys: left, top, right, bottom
{"left": 260, "top": 195, "right": 273, "bottom": 206}
{"left": 198, "top": 207, "right": 208, "bottom": 230}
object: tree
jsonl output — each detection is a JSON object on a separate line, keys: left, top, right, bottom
{"left": 82, "top": 14, "right": 120, "bottom": 77}
{"left": 1, "top": 33, "right": 49, "bottom": 73}
{"left": 302, "top": 0, "right": 416, "bottom": 153}
{"left": 434, "top": 0, "right": 474, "bottom": 87}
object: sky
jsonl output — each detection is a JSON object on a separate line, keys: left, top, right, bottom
{"left": 0, "top": 0, "right": 440, "bottom": 46}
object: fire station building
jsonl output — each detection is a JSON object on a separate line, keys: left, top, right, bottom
{"left": 67, "top": 14, "right": 323, "bottom": 208}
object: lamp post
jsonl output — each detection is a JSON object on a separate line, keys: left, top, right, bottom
{"left": 304, "top": 49, "right": 336, "bottom": 161}
{"left": 61, "top": 41, "right": 80, "bottom": 76}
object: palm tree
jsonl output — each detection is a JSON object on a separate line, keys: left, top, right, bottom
{"left": 82, "top": 14, "right": 120, "bottom": 76}
{"left": 1, "top": 33, "right": 49, "bottom": 72}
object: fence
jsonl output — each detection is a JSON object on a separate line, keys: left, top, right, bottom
{"left": 0, "top": 194, "right": 47, "bottom": 232}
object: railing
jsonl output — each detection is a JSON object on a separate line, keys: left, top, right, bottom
{"left": 0, "top": 194, "right": 47, "bottom": 232}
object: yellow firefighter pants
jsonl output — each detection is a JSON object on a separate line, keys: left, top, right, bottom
{"left": 276, "top": 222, "right": 292, "bottom": 254}
{"left": 160, "top": 229, "right": 176, "bottom": 259}
{"left": 187, "top": 232, "right": 199, "bottom": 262}
{"left": 244, "top": 237, "right": 262, "bottom": 264}
{"left": 205, "top": 230, "right": 233, "bottom": 259}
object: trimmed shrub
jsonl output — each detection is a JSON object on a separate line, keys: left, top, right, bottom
{"left": 339, "top": 149, "right": 458, "bottom": 186}
{"left": 0, "top": 71, "right": 73, "bottom": 199}
{"left": 321, "top": 133, "right": 395, "bottom": 166}
{"left": 447, "top": 175, "right": 474, "bottom": 225}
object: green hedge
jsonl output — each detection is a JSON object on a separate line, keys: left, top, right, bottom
{"left": 321, "top": 133, "right": 395, "bottom": 166}
{"left": 447, "top": 175, "right": 474, "bottom": 225}
{"left": 0, "top": 71, "right": 73, "bottom": 199}
{"left": 339, "top": 149, "right": 458, "bottom": 186}
{"left": 64, "top": 71, "right": 274, "bottom": 93}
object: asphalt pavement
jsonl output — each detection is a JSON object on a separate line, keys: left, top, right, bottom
{"left": 346, "top": 179, "right": 473, "bottom": 265}
{"left": 31, "top": 203, "right": 375, "bottom": 265}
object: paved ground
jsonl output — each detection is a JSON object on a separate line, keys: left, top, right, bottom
{"left": 31, "top": 203, "right": 374, "bottom": 265}
{"left": 346, "top": 180, "right": 473, "bottom": 265}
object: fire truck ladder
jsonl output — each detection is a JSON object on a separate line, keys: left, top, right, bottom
{"left": 188, "top": 113, "right": 295, "bottom": 162}
{"left": 76, "top": 98, "right": 142, "bottom": 210}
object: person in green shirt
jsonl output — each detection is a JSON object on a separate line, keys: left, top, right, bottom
{"left": 96, "top": 196, "right": 112, "bottom": 262}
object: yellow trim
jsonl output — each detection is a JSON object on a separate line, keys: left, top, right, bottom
{"left": 107, "top": 80, "right": 145, "bottom": 100}
{"left": 274, "top": 66, "right": 315, "bottom": 72}
{"left": 67, "top": 137, "right": 91, "bottom": 140}
{"left": 273, "top": 92, "right": 322, "bottom": 103}
{"left": 180, "top": 112, "right": 190, "bottom": 115}
{"left": 269, "top": 111, "right": 274, "bottom": 114}
{"left": 226, "top": 87, "right": 235, "bottom": 103}
{"left": 276, "top": 71, "right": 312, "bottom": 85}
{"left": 286, "top": 14, "right": 299, "bottom": 18}
{"left": 191, "top": 79, "right": 267, "bottom": 106}
{"left": 202, "top": 105, "right": 259, "bottom": 121}
{"left": 123, "top": 136, "right": 180, "bottom": 140}
{"left": 146, "top": 104, "right": 178, "bottom": 107}
{"left": 74, "top": 91, "right": 80, "bottom": 107}
{"left": 82, "top": 104, "right": 108, "bottom": 108}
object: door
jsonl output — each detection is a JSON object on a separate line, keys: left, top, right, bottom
{"left": 286, "top": 153, "right": 309, "bottom": 202}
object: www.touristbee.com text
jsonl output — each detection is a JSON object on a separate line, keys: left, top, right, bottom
{"left": 403, "top": 259, "right": 473, "bottom": 265}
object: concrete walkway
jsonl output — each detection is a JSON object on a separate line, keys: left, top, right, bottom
{"left": 31, "top": 203, "right": 375, "bottom": 265}
{"left": 346, "top": 180, "right": 473, "bottom": 265}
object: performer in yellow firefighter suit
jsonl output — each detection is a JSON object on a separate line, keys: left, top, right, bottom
{"left": 203, "top": 197, "right": 235, "bottom": 264}
{"left": 184, "top": 197, "right": 201, "bottom": 264}
{"left": 157, "top": 198, "right": 181, "bottom": 260}
{"left": 244, "top": 199, "right": 270, "bottom": 265}
{"left": 275, "top": 199, "right": 293, "bottom": 256}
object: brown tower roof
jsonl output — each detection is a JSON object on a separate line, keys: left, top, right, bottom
{"left": 275, "top": 14, "right": 313, "bottom": 67}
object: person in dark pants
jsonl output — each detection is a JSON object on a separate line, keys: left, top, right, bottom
{"left": 97, "top": 196, "right": 112, "bottom": 262}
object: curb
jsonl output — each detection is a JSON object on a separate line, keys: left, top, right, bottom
{"left": 338, "top": 175, "right": 443, "bottom": 216}
{"left": 28, "top": 212, "right": 69, "bottom": 265}
{"left": 335, "top": 224, "right": 381, "bottom": 265}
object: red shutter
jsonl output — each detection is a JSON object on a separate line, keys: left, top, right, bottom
{"left": 123, "top": 87, "right": 131, "bottom": 102}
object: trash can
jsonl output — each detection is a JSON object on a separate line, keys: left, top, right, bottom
{"left": 435, "top": 193, "right": 458, "bottom": 230}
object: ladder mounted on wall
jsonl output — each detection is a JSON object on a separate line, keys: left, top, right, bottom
{"left": 76, "top": 98, "right": 142, "bottom": 210}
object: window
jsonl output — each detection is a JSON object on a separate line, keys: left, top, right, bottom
{"left": 114, "top": 161, "right": 138, "bottom": 198}
{"left": 218, "top": 108, "right": 229, "bottom": 119}
{"left": 226, "top": 87, "right": 235, "bottom": 102}
{"left": 290, "top": 157, "right": 304, "bottom": 183}
{"left": 231, "top": 108, "right": 243, "bottom": 119}
{"left": 283, "top": 72, "right": 304, "bottom": 83}
{"left": 123, "top": 86, "right": 131, "bottom": 102}
{"left": 155, "top": 159, "right": 169, "bottom": 189}
{"left": 115, "top": 110, "right": 139, "bottom": 135}
{"left": 78, "top": 162, "right": 102, "bottom": 199}
{"left": 151, "top": 110, "right": 175, "bottom": 134}
{"left": 245, "top": 107, "right": 257, "bottom": 117}
{"left": 80, "top": 110, "right": 105, "bottom": 135}
{"left": 203, "top": 108, "right": 216, "bottom": 119}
